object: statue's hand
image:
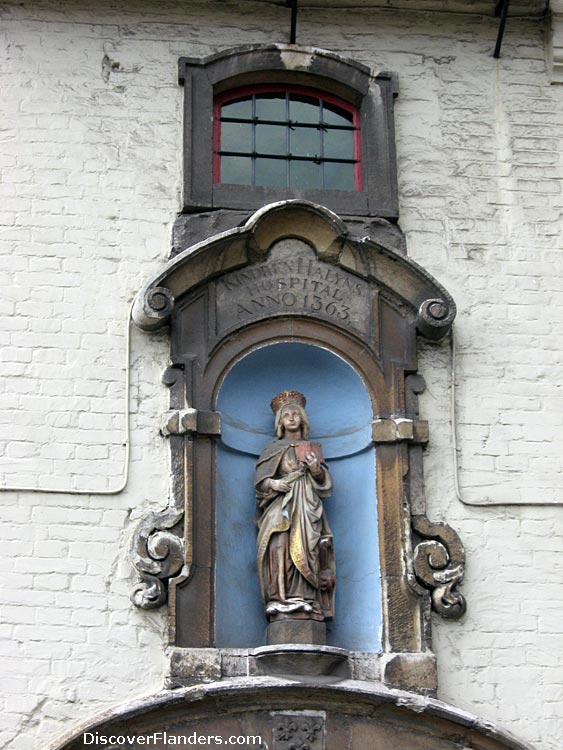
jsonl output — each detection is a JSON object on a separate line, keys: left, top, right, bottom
{"left": 304, "top": 452, "right": 321, "bottom": 476}
{"left": 268, "top": 478, "right": 291, "bottom": 492}
{"left": 319, "top": 573, "right": 335, "bottom": 591}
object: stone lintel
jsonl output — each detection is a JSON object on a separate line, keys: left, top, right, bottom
{"left": 165, "top": 647, "right": 437, "bottom": 693}
{"left": 166, "top": 647, "right": 385, "bottom": 686}
{"left": 372, "top": 417, "right": 429, "bottom": 444}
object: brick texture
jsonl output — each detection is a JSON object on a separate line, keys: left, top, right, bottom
{"left": 0, "top": 2, "right": 561, "bottom": 749}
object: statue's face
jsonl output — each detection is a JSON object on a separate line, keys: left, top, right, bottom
{"left": 280, "top": 405, "right": 302, "bottom": 434}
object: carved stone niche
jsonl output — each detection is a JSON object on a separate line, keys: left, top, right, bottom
{"left": 130, "top": 200, "right": 465, "bottom": 694}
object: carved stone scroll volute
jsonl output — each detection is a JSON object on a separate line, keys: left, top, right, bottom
{"left": 404, "top": 374, "right": 466, "bottom": 620}
{"left": 129, "top": 509, "right": 185, "bottom": 610}
{"left": 129, "top": 358, "right": 222, "bottom": 610}
{"left": 129, "top": 364, "right": 186, "bottom": 610}
{"left": 412, "top": 515, "right": 467, "bottom": 619}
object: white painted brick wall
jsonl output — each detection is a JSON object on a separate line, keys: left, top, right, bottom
{"left": 1, "top": 2, "right": 561, "bottom": 749}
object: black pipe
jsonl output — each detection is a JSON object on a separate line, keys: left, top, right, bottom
{"left": 493, "top": 0, "right": 511, "bottom": 58}
{"left": 286, "top": 0, "right": 298, "bottom": 44}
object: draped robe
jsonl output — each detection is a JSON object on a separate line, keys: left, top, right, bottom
{"left": 255, "top": 437, "right": 335, "bottom": 621}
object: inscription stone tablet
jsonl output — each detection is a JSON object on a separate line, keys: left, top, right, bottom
{"left": 215, "top": 239, "right": 372, "bottom": 338}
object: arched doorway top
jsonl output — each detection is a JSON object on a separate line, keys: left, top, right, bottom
{"left": 50, "top": 679, "right": 535, "bottom": 750}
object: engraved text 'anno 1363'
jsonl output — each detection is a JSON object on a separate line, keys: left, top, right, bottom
{"left": 216, "top": 256, "right": 369, "bottom": 333}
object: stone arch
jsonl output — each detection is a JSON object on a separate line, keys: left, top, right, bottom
{"left": 50, "top": 680, "right": 535, "bottom": 750}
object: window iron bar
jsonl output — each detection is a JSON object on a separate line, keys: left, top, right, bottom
{"left": 220, "top": 117, "right": 356, "bottom": 131}
{"left": 219, "top": 151, "right": 358, "bottom": 164}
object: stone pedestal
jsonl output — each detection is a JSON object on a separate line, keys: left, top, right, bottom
{"left": 267, "top": 618, "right": 326, "bottom": 646}
{"left": 253, "top": 644, "right": 350, "bottom": 678}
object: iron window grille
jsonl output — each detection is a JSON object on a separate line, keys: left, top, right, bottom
{"left": 213, "top": 85, "right": 362, "bottom": 192}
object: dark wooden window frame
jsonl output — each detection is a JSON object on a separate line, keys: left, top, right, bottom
{"left": 178, "top": 45, "right": 399, "bottom": 219}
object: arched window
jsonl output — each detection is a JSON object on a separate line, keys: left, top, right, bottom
{"left": 213, "top": 86, "right": 361, "bottom": 191}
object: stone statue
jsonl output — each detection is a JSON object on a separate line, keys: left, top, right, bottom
{"left": 255, "top": 391, "right": 335, "bottom": 623}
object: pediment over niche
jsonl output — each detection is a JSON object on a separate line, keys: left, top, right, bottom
{"left": 132, "top": 200, "right": 455, "bottom": 341}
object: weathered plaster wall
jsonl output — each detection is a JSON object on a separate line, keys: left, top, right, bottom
{"left": 1, "top": 1, "right": 561, "bottom": 749}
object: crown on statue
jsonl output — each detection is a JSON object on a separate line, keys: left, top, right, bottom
{"left": 270, "top": 390, "right": 307, "bottom": 414}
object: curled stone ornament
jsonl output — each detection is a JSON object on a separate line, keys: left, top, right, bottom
{"left": 131, "top": 574, "right": 167, "bottom": 610}
{"left": 412, "top": 515, "right": 466, "bottom": 619}
{"left": 130, "top": 506, "right": 185, "bottom": 610}
{"left": 147, "top": 286, "right": 174, "bottom": 317}
{"left": 416, "top": 298, "right": 456, "bottom": 341}
{"left": 132, "top": 285, "right": 175, "bottom": 331}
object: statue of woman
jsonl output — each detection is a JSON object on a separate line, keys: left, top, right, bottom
{"left": 255, "top": 390, "right": 335, "bottom": 622}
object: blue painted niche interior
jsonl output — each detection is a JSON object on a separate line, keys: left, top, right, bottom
{"left": 215, "top": 342, "right": 382, "bottom": 652}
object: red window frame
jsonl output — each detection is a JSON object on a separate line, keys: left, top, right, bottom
{"left": 213, "top": 84, "right": 363, "bottom": 191}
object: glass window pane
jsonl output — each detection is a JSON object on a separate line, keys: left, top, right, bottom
{"left": 324, "top": 161, "right": 356, "bottom": 191}
{"left": 221, "top": 122, "right": 253, "bottom": 153}
{"left": 221, "top": 156, "right": 252, "bottom": 185}
{"left": 255, "top": 157, "right": 288, "bottom": 187}
{"left": 322, "top": 102, "right": 353, "bottom": 126}
{"left": 290, "top": 127, "right": 320, "bottom": 158}
{"left": 290, "top": 160, "right": 321, "bottom": 189}
{"left": 255, "top": 95, "right": 286, "bottom": 122}
{"left": 222, "top": 98, "right": 252, "bottom": 119}
{"left": 289, "top": 95, "right": 320, "bottom": 124}
{"left": 256, "top": 124, "right": 287, "bottom": 155}
{"left": 324, "top": 128, "right": 355, "bottom": 160}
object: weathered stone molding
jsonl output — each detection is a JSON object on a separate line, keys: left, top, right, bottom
{"left": 372, "top": 417, "right": 429, "bottom": 444}
{"left": 132, "top": 201, "right": 456, "bottom": 342}
{"left": 49, "top": 679, "right": 537, "bottom": 750}
{"left": 549, "top": 0, "right": 563, "bottom": 84}
{"left": 411, "top": 515, "right": 467, "bottom": 620}
{"left": 166, "top": 646, "right": 381, "bottom": 687}
{"left": 161, "top": 409, "right": 221, "bottom": 437}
